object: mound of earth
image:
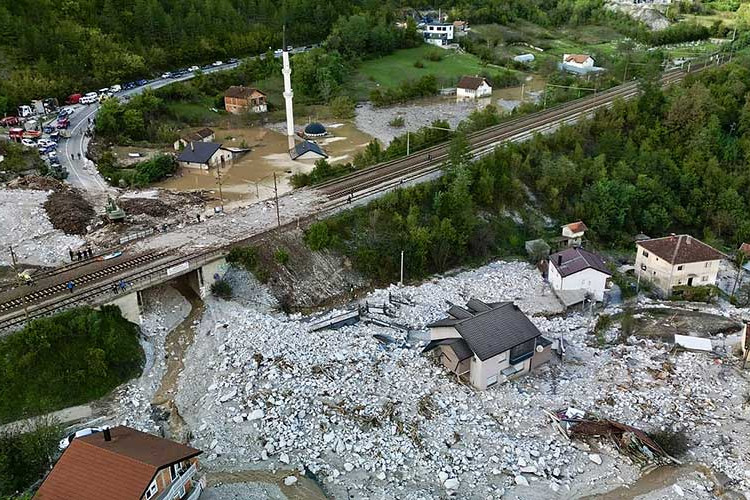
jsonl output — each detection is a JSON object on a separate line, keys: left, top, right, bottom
{"left": 120, "top": 198, "right": 175, "bottom": 217}
{"left": 8, "top": 176, "right": 95, "bottom": 235}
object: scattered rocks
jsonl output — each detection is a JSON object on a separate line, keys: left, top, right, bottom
{"left": 283, "top": 476, "right": 297, "bottom": 486}
{"left": 589, "top": 454, "right": 602, "bottom": 465}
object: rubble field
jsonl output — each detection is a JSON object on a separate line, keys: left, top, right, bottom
{"left": 111, "top": 260, "right": 750, "bottom": 499}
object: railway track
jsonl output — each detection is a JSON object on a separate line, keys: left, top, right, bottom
{"left": 0, "top": 57, "right": 720, "bottom": 330}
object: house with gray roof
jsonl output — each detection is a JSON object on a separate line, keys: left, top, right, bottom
{"left": 548, "top": 247, "right": 611, "bottom": 302}
{"left": 176, "top": 141, "right": 233, "bottom": 170}
{"left": 423, "top": 299, "right": 553, "bottom": 390}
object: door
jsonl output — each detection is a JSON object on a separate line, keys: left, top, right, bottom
{"left": 687, "top": 277, "right": 694, "bottom": 286}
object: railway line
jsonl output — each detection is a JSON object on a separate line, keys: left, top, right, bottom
{"left": 0, "top": 57, "right": 720, "bottom": 331}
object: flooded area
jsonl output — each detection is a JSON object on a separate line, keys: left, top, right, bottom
{"left": 154, "top": 123, "right": 372, "bottom": 203}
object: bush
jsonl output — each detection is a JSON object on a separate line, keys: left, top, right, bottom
{"left": 413, "top": 59, "right": 424, "bottom": 68}
{"left": 388, "top": 116, "right": 405, "bottom": 128}
{"left": 650, "top": 429, "right": 689, "bottom": 457}
{"left": 330, "top": 95, "right": 356, "bottom": 119}
{"left": 306, "top": 222, "right": 331, "bottom": 251}
{"left": 227, "top": 246, "right": 259, "bottom": 272}
{"left": 274, "top": 248, "right": 290, "bottom": 265}
{"left": 0, "top": 419, "right": 62, "bottom": 496}
{"left": 0, "top": 306, "right": 143, "bottom": 424}
{"left": 425, "top": 50, "right": 443, "bottom": 62}
{"left": 210, "top": 279, "right": 233, "bottom": 300}
{"left": 670, "top": 285, "right": 717, "bottom": 303}
{"left": 370, "top": 74, "right": 439, "bottom": 106}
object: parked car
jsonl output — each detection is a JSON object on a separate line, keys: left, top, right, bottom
{"left": 65, "top": 93, "right": 82, "bottom": 105}
{"left": 98, "top": 87, "right": 110, "bottom": 95}
{"left": 21, "top": 138, "right": 36, "bottom": 147}
{"left": 80, "top": 92, "right": 98, "bottom": 105}
{"left": 59, "top": 427, "right": 103, "bottom": 450}
{"left": 188, "top": 65, "right": 199, "bottom": 72}
{"left": 23, "top": 130, "right": 41, "bottom": 139}
{"left": 0, "top": 116, "right": 19, "bottom": 126}
{"left": 161, "top": 72, "right": 173, "bottom": 79}
{"left": 136, "top": 79, "right": 148, "bottom": 86}
{"left": 56, "top": 118, "right": 70, "bottom": 129}
{"left": 42, "top": 125, "right": 56, "bottom": 134}
{"left": 212, "top": 60, "right": 223, "bottom": 66}
{"left": 228, "top": 58, "right": 238, "bottom": 64}
{"left": 109, "top": 84, "right": 122, "bottom": 93}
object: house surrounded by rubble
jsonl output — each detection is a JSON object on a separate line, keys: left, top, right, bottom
{"left": 423, "top": 299, "right": 553, "bottom": 390}
{"left": 548, "top": 247, "right": 611, "bottom": 302}
{"left": 35, "top": 426, "right": 204, "bottom": 500}
{"left": 635, "top": 234, "right": 723, "bottom": 296}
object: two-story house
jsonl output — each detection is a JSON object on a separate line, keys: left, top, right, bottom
{"left": 176, "top": 142, "right": 233, "bottom": 170}
{"left": 224, "top": 86, "right": 267, "bottom": 114}
{"left": 422, "top": 23, "right": 454, "bottom": 47}
{"left": 635, "top": 234, "right": 723, "bottom": 297}
{"left": 456, "top": 76, "right": 492, "bottom": 100}
{"left": 548, "top": 247, "right": 611, "bottom": 302}
{"left": 173, "top": 128, "right": 215, "bottom": 151}
{"left": 35, "top": 426, "right": 203, "bottom": 500}
{"left": 560, "top": 221, "right": 587, "bottom": 247}
{"left": 423, "top": 299, "right": 553, "bottom": 390}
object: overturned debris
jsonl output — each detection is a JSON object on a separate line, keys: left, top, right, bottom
{"left": 547, "top": 408, "right": 682, "bottom": 467}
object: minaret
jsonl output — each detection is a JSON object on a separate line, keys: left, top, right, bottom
{"left": 282, "top": 28, "right": 295, "bottom": 151}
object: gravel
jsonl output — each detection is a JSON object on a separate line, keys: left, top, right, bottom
{"left": 201, "top": 482, "right": 285, "bottom": 500}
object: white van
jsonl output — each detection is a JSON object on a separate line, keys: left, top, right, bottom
{"left": 109, "top": 84, "right": 122, "bottom": 93}
{"left": 80, "top": 92, "right": 98, "bottom": 105}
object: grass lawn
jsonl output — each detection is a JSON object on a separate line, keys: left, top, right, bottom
{"left": 349, "top": 45, "right": 487, "bottom": 99}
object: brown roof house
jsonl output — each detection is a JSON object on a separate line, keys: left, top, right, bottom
{"left": 635, "top": 234, "right": 724, "bottom": 296}
{"left": 174, "top": 128, "right": 215, "bottom": 151}
{"left": 561, "top": 221, "right": 588, "bottom": 247}
{"left": 423, "top": 299, "right": 553, "bottom": 390}
{"left": 35, "top": 426, "right": 203, "bottom": 500}
{"left": 562, "top": 54, "right": 594, "bottom": 69}
{"left": 224, "top": 86, "right": 267, "bottom": 114}
{"left": 456, "top": 76, "right": 492, "bottom": 101}
{"left": 548, "top": 247, "right": 611, "bottom": 304}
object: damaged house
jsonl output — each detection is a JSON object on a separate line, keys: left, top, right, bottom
{"left": 423, "top": 299, "right": 553, "bottom": 390}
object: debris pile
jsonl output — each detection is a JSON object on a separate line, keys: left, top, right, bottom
{"left": 119, "top": 198, "right": 175, "bottom": 217}
{"left": 44, "top": 188, "right": 95, "bottom": 235}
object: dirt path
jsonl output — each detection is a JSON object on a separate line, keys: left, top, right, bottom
{"left": 152, "top": 282, "right": 204, "bottom": 440}
{"left": 207, "top": 470, "right": 327, "bottom": 500}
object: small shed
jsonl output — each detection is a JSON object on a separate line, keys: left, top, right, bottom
{"left": 513, "top": 53, "right": 535, "bottom": 63}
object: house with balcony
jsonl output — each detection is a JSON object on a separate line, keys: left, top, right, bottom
{"left": 634, "top": 234, "right": 723, "bottom": 297}
{"left": 35, "top": 426, "right": 204, "bottom": 500}
{"left": 422, "top": 23, "right": 454, "bottom": 47}
{"left": 224, "top": 86, "right": 268, "bottom": 114}
{"left": 423, "top": 299, "right": 553, "bottom": 390}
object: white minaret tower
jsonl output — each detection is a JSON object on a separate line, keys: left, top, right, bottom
{"left": 282, "top": 28, "right": 295, "bottom": 151}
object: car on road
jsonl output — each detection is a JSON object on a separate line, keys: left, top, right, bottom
{"left": 80, "top": 92, "right": 98, "bottom": 105}
{"left": 65, "top": 93, "right": 82, "bottom": 105}
{"left": 228, "top": 58, "right": 238, "bottom": 64}
{"left": 21, "top": 138, "right": 36, "bottom": 147}
{"left": 59, "top": 427, "right": 103, "bottom": 450}
{"left": 0, "top": 116, "right": 19, "bottom": 126}
{"left": 273, "top": 49, "right": 283, "bottom": 58}
{"left": 58, "top": 108, "right": 74, "bottom": 117}
{"left": 188, "top": 65, "right": 199, "bottom": 72}
{"left": 161, "top": 72, "right": 173, "bottom": 79}
{"left": 212, "top": 60, "right": 223, "bottom": 66}
{"left": 56, "top": 118, "right": 70, "bottom": 129}
{"left": 109, "top": 84, "right": 122, "bottom": 93}
{"left": 136, "top": 79, "right": 148, "bottom": 86}
{"left": 43, "top": 125, "right": 56, "bottom": 134}
{"left": 98, "top": 87, "right": 110, "bottom": 96}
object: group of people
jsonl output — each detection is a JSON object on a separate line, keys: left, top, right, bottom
{"left": 111, "top": 280, "right": 128, "bottom": 294}
{"left": 69, "top": 247, "right": 94, "bottom": 262}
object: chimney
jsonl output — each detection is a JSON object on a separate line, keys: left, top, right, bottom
{"left": 190, "top": 142, "right": 194, "bottom": 152}
{"left": 103, "top": 428, "right": 111, "bottom": 442}
{"left": 670, "top": 233, "right": 676, "bottom": 241}
{"left": 686, "top": 235, "right": 691, "bottom": 244}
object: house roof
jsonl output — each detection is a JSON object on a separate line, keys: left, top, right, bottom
{"left": 563, "top": 220, "right": 587, "bottom": 234}
{"left": 457, "top": 76, "right": 490, "bottom": 90}
{"left": 637, "top": 234, "right": 723, "bottom": 265}
{"left": 427, "top": 300, "right": 541, "bottom": 361}
{"left": 739, "top": 242, "right": 750, "bottom": 258}
{"left": 35, "top": 426, "right": 201, "bottom": 500}
{"left": 224, "top": 86, "right": 266, "bottom": 99}
{"left": 550, "top": 247, "right": 611, "bottom": 278}
{"left": 422, "top": 337, "right": 473, "bottom": 361}
{"left": 565, "top": 54, "right": 592, "bottom": 64}
{"left": 184, "top": 127, "right": 214, "bottom": 141}
{"left": 177, "top": 141, "right": 222, "bottom": 164}
{"left": 290, "top": 140, "right": 328, "bottom": 160}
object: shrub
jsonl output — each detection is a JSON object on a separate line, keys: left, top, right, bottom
{"left": 425, "top": 50, "right": 443, "bottom": 62}
{"left": 388, "top": 116, "right": 405, "bottom": 128}
{"left": 306, "top": 222, "right": 331, "bottom": 251}
{"left": 670, "top": 285, "right": 717, "bottom": 303}
{"left": 413, "top": 59, "right": 424, "bottom": 68}
{"left": 0, "top": 306, "right": 143, "bottom": 424}
{"left": 0, "top": 419, "right": 62, "bottom": 496}
{"left": 210, "top": 279, "right": 233, "bottom": 300}
{"left": 227, "top": 246, "right": 259, "bottom": 272}
{"left": 330, "top": 95, "right": 356, "bottom": 119}
{"left": 650, "top": 429, "right": 689, "bottom": 457}
{"left": 274, "top": 248, "right": 290, "bottom": 265}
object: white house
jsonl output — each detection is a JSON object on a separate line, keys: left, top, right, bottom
{"left": 562, "top": 54, "right": 595, "bottom": 70}
{"left": 173, "top": 128, "right": 215, "bottom": 151}
{"left": 635, "top": 234, "right": 723, "bottom": 297}
{"left": 176, "top": 141, "right": 233, "bottom": 170}
{"left": 423, "top": 23, "right": 454, "bottom": 47}
{"left": 423, "top": 299, "right": 553, "bottom": 390}
{"left": 548, "top": 247, "right": 612, "bottom": 302}
{"left": 456, "top": 76, "right": 492, "bottom": 100}
{"left": 561, "top": 220, "right": 587, "bottom": 247}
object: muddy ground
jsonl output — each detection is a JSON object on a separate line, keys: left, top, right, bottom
{"left": 627, "top": 307, "right": 743, "bottom": 340}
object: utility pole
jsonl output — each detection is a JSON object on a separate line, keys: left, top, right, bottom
{"left": 406, "top": 131, "right": 410, "bottom": 156}
{"left": 399, "top": 250, "right": 404, "bottom": 286}
{"left": 9, "top": 246, "right": 17, "bottom": 269}
{"left": 731, "top": 252, "right": 746, "bottom": 299}
{"left": 215, "top": 164, "right": 225, "bottom": 212}
{"left": 520, "top": 83, "right": 525, "bottom": 103}
{"left": 10, "top": 246, "right": 29, "bottom": 320}
{"left": 273, "top": 172, "right": 280, "bottom": 227}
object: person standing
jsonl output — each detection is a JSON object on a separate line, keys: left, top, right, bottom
{"left": 112, "top": 282, "right": 119, "bottom": 294}
{"left": 68, "top": 248, "right": 74, "bottom": 261}
{"left": 77, "top": 250, "right": 82, "bottom": 261}
{"left": 66, "top": 281, "right": 75, "bottom": 293}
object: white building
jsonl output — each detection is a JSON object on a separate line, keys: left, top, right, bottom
{"left": 548, "top": 247, "right": 612, "bottom": 302}
{"left": 562, "top": 54, "right": 595, "bottom": 70}
{"left": 635, "top": 234, "right": 723, "bottom": 296}
{"left": 560, "top": 220, "right": 587, "bottom": 247}
{"left": 423, "top": 23, "right": 454, "bottom": 47}
{"left": 424, "top": 299, "right": 553, "bottom": 390}
{"left": 176, "top": 142, "right": 233, "bottom": 170}
{"left": 456, "top": 76, "right": 492, "bottom": 100}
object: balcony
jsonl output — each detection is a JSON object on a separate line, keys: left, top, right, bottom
{"left": 156, "top": 463, "right": 199, "bottom": 500}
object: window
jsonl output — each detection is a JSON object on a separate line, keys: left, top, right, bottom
{"left": 705, "top": 262, "right": 710, "bottom": 268}
{"left": 677, "top": 265, "right": 683, "bottom": 271}
{"left": 702, "top": 276, "right": 708, "bottom": 282}
{"left": 642, "top": 250, "right": 649, "bottom": 257}
{"left": 170, "top": 462, "right": 185, "bottom": 481}
{"left": 641, "top": 264, "right": 647, "bottom": 271}
{"left": 172, "top": 485, "right": 186, "bottom": 500}
{"left": 509, "top": 338, "right": 535, "bottom": 364}
{"left": 145, "top": 481, "right": 159, "bottom": 500}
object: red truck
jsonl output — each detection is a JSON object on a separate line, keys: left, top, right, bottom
{"left": 8, "top": 127, "right": 24, "bottom": 141}
{"left": 65, "top": 93, "right": 82, "bottom": 105}
{"left": 0, "top": 116, "right": 19, "bottom": 126}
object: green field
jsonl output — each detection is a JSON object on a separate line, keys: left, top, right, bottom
{"left": 350, "top": 45, "right": 487, "bottom": 99}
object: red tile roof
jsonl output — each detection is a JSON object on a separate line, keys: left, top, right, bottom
{"left": 563, "top": 221, "right": 587, "bottom": 234}
{"left": 35, "top": 426, "right": 201, "bottom": 500}
{"left": 565, "top": 54, "right": 592, "bottom": 64}
{"left": 457, "top": 76, "right": 490, "bottom": 90}
{"left": 637, "top": 235, "right": 723, "bottom": 265}
{"left": 224, "top": 85, "right": 266, "bottom": 99}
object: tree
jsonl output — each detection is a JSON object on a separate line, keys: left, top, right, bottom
{"left": 330, "top": 95, "right": 355, "bottom": 119}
